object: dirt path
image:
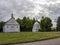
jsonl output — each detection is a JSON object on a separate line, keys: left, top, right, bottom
{"left": 12, "top": 38, "right": 60, "bottom": 45}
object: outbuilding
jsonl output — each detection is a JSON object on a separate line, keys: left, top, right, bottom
{"left": 32, "top": 22, "right": 40, "bottom": 32}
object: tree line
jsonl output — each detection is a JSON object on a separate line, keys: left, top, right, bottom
{"left": 0, "top": 16, "right": 60, "bottom": 32}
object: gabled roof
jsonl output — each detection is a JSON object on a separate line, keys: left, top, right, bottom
{"left": 4, "top": 13, "right": 19, "bottom": 25}
{"left": 33, "top": 22, "right": 40, "bottom": 29}
{"left": 34, "top": 22, "right": 40, "bottom": 26}
{"left": 6, "top": 18, "right": 19, "bottom": 25}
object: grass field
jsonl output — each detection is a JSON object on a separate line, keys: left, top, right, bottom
{"left": 0, "top": 32, "right": 60, "bottom": 44}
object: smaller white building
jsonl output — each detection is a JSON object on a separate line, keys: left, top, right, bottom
{"left": 32, "top": 22, "right": 40, "bottom": 32}
{"left": 3, "top": 13, "right": 20, "bottom": 32}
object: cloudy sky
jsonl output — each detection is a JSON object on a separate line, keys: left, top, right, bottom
{"left": 0, "top": 0, "right": 60, "bottom": 27}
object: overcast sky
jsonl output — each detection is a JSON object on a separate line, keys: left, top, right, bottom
{"left": 0, "top": 0, "right": 60, "bottom": 27}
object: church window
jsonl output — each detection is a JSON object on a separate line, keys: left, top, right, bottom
{"left": 11, "top": 25, "right": 14, "bottom": 28}
{"left": 7, "top": 25, "right": 8, "bottom": 28}
{"left": 17, "top": 26, "right": 18, "bottom": 28}
{"left": 12, "top": 26, "right": 14, "bottom": 28}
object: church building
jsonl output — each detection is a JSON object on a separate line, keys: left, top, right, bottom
{"left": 3, "top": 13, "right": 20, "bottom": 32}
{"left": 32, "top": 22, "right": 40, "bottom": 32}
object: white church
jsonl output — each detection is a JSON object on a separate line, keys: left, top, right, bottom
{"left": 3, "top": 13, "right": 20, "bottom": 32}
{"left": 32, "top": 22, "right": 40, "bottom": 32}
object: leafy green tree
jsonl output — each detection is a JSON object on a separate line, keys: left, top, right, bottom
{"left": 21, "top": 17, "right": 36, "bottom": 32}
{"left": 0, "top": 21, "right": 5, "bottom": 32}
{"left": 26, "top": 17, "right": 36, "bottom": 31}
{"left": 21, "top": 17, "right": 27, "bottom": 31}
{"left": 16, "top": 17, "right": 36, "bottom": 32}
{"left": 56, "top": 16, "right": 60, "bottom": 31}
{"left": 40, "top": 17, "right": 52, "bottom": 31}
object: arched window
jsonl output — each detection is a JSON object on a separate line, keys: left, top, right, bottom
{"left": 17, "top": 26, "right": 18, "bottom": 28}
{"left": 7, "top": 25, "right": 8, "bottom": 28}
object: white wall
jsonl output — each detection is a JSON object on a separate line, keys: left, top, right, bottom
{"left": 3, "top": 25, "right": 20, "bottom": 32}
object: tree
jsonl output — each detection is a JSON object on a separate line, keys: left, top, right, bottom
{"left": 40, "top": 17, "right": 52, "bottom": 31}
{"left": 16, "top": 17, "right": 36, "bottom": 32}
{"left": 0, "top": 21, "right": 5, "bottom": 32}
{"left": 56, "top": 16, "right": 60, "bottom": 31}
{"left": 21, "top": 17, "right": 36, "bottom": 32}
{"left": 25, "top": 17, "right": 36, "bottom": 31}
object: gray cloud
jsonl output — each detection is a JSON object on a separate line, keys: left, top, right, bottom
{"left": 0, "top": 0, "right": 35, "bottom": 21}
{"left": 0, "top": 0, "right": 60, "bottom": 27}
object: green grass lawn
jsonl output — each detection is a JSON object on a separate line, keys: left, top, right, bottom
{"left": 0, "top": 32, "right": 60, "bottom": 44}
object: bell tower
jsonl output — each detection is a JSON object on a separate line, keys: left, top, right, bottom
{"left": 11, "top": 13, "right": 15, "bottom": 19}
{"left": 11, "top": 13, "right": 14, "bottom": 18}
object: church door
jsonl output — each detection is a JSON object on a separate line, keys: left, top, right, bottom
{"left": 10, "top": 25, "right": 15, "bottom": 32}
